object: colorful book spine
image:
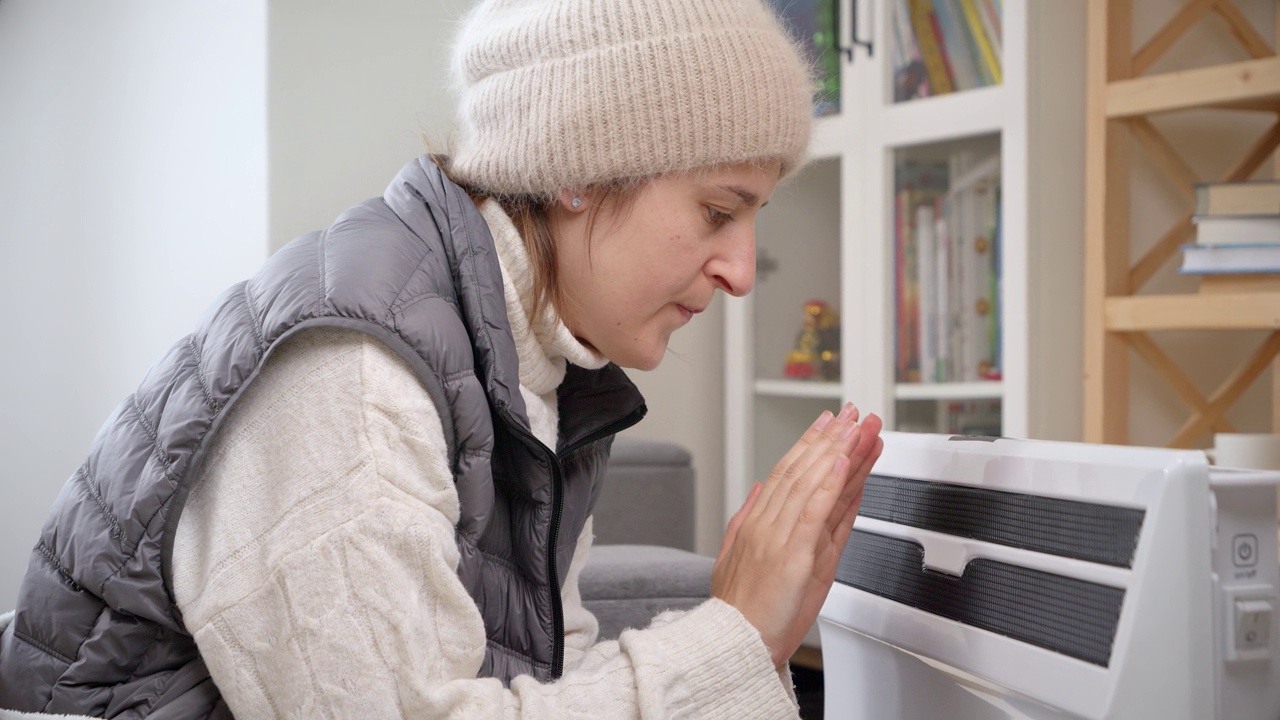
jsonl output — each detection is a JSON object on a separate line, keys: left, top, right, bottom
{"left": 959, "top": 0, "right": 1001, "bottom": 85}
{"left": 933, "top": 0, "right": 979, "bottom": 90}
{"left": 927, "top": 7, "right": 959, "bottom": 91}
{"left": 975, "top": 0, "right": 1002, "bottom": 61}
{"left": 896, "top": 162, "right": 951, "bottom": 382}
{"left": 908, "top": 0, "right": 955, "bottom": 95}
{"left": 954, "top": 0, "right": 993, "bottom": 87}
{"left": 917, "top": 201, "right": 939, "bottom": 382}
{"left": 893, "top": 0, "right": 931, "bottom": 100}
{"left": 934, "top": 204, "right": 952, "bottom": 383}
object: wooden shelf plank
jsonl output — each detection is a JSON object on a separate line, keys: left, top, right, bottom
{"left": 1105, "top": 292, "right": 1280, "bottom": 330}
{"left": 1106, "top": 56, "right": 1280, "bottom": 118}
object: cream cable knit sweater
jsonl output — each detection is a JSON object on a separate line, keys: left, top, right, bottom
{"left": 169, "top": 201, "right": 799, "bottom": 719}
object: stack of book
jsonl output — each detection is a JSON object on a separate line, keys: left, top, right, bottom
{"left": 767, "top": 0, "right": 841, "bottom": 116}
{"left": 1181, "top": 180, "right": 1280, "bottom": 276}
{"left": 895, "top": 151, "right": 1002, "bottom": 384}
{"left": 892, "top": 0, "right": 1002, "bottom": 102}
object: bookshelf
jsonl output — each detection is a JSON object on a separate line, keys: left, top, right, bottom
{"left": 1084, "top": 0, "right": 1280, "bottom": 447}
{"left": 726, "top": 0, "right": 1087, "bottom": 521}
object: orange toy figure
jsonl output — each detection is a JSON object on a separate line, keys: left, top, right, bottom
{"left": 784, "top": 300, "right": 840, "bottom": 380}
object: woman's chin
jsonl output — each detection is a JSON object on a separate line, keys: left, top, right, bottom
{"left": 610, "top": 338, "right": 669, "bottom": 372}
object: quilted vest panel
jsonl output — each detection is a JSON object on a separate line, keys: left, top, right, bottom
{"left": 0, "top": 157, "right": 645, "bottom": 717}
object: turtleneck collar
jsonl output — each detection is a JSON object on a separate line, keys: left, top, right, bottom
{"left": 479, "top": 199, "right": 608, "bottom": 398}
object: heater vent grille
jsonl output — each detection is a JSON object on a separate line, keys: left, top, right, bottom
{"left": 836, "top": 530, "right": 1125, "bottom": 667}
{"left": 859, "top": 474, "right": 1145, "bottom": 567}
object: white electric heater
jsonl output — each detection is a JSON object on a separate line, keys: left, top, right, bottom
{"left": 819, "top": 432, "right": 1280, "bottom": 719}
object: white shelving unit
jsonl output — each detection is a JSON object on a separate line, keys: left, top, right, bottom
{"left": 726, "top": 0, "right": 1088, "bottom": 519}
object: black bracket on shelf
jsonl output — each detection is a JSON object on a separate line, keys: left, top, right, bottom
{"left": 841, "top": 0, "right": 874, "bottom": 62}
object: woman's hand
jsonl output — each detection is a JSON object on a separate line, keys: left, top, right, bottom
{"left": 711, "top": 403, "right": 884, "bottom": 668}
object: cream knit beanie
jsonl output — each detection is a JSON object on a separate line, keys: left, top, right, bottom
{"left": 449, "top": 0, "right": 814, "bottom": 196}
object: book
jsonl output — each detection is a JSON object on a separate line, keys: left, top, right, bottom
{"left": 1193, "top": 215, "right": 1280, "bottom": 246}
{"left": 893, "top": 0, "right": 931, "bottom": 100}
{"left": 958, "top": 0, "right": 1001, "bottom": 85}
{"left": 932, "top": 0, "right": 979, "bottom": 90}
{"left": 917, "top": 201, "right": 939, "bottom": 381}
{"left": 1179, "top": 243, "right": 1280, "bottom": 275}
{"left": 1199, "top": 273, "right": 1280, "bottom": 294}
{"left": 934, "top": 207, "right": 952, "bottom": 382}
{"left": 945, "top": 153, "right": 999, "bottom": 381}
{"left": 895, "top": 162, "right": 949, "bottom": 382}
{"left": 908, "top": 0, "right": 955, "bottom": 95}
{"left": 894, "top": 154, "right": 1000, "bottom": 384}
{"left": 976, "top": 0, "right": 1002, "bottom": 61}
{"left": 927, "top": 10, "right": 960, "bottom": 92}
{"left": 1194, "top": 180, "right": 1280, "bottom": 217}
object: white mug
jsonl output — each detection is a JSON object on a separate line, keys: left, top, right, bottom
{"left": 1211, "top": 434, "right": 1280, "bottom": 547}
{"left": 1211, "top": 433, "right": 1280, "bottom": 471}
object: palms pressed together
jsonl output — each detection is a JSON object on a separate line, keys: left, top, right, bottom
{"left": 713, "top": 404, "right": 884, "bottom": 667}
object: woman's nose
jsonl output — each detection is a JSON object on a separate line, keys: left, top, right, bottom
{"left": 710, "top": 231, "right": 756, "bottom": 297}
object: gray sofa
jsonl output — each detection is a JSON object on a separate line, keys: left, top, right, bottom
{"left": 580, "top": 437, "right": 715, "bottom": 640}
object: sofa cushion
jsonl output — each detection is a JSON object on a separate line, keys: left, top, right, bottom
{"left": 594, "top": 437, "right": 697, "bottom": 551}
{"left": 580, "top": 544, "right": 714, "bottom": 640}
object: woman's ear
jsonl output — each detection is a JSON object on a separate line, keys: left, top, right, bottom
{"left": 557, "top": 188, "right": 588, "bottom": 213}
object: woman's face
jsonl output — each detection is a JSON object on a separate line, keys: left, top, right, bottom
{"left": 551, "top": 160, "right": 782, "bottom": 370}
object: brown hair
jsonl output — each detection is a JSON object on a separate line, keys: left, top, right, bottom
{"left": 431, "top": 152, "right": 645, "bottom": 324}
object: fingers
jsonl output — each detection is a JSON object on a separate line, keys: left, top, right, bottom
{"left": 718, "top": 481, "right": 762, "bottom": 562}
{"left": 824, "top": 413, "right": 884, "bottom": 536}
{"left": 768, "top": 407, "right": 869, "bottom": 528}
{"left": 762, "top": 410, "right": 835, "bottom": 488}
{"left": 756, "top": 403, "right": 858, "bottom": 524}
{"left": 831, "top": 435, "right": 882, "bottom": 549}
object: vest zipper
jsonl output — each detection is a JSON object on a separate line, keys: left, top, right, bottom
{"left": 498, "top": 404, "right": 646, "bottom": 680}
{"left": 550, "top": 406, "right": 645, "bottom": 678}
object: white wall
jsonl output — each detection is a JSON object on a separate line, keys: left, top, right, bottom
{"left": 268, "top": 0, "right": 472, "bottom": 250}
{"left": 0, "top": 2, "right": 268, "bottom": 611}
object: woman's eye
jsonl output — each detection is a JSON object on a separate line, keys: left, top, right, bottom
{"left": 707, "top": 207, "right": 734, "bottom": 227}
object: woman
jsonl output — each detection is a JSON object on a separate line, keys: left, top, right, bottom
{"left": 0, "top": 0, "right": 883, "bottom": 717}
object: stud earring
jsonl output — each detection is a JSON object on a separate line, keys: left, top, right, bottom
{"left": 571, "top": 197, "right": 582, "bottom": 208}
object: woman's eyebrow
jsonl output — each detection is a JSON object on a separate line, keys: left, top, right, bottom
{"left": 717, "top": 184, "right": 762, "bottom": 207}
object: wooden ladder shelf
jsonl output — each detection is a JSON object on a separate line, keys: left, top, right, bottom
{"left": 1085, "top": 0, "right": 1280, "bottom": 447}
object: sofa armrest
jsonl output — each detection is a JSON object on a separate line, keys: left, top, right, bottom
{"left": 593, "top": 436, "right": 696, "bottom": 552}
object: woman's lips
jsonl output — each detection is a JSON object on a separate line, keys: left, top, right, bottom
{"left": 676, "top": 304, "right": 705, "bottom": 323}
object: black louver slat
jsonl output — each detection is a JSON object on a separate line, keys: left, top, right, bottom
{"left": 836, "top": 530, "right": 1125, "bottom": 667}
{"left": 859, "top": 474, "right": 1145, "bottom": 568}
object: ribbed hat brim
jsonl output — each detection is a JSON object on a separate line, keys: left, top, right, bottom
{"left": 451, "top": 0, "right": 815, "bottom": 194}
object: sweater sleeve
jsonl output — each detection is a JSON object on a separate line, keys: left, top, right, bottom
{"left": 172, "top": 328, "right": 798, "bottom": 720}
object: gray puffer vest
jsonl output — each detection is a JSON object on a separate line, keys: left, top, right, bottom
{"left": 0, "top": 156, "right": 646, "bottom": 718}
